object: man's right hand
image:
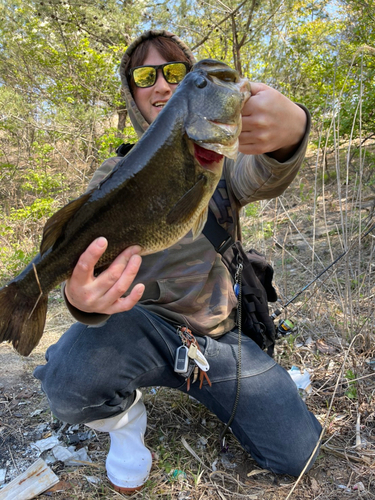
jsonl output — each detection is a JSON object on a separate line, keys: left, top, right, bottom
{"left": 65, "top": 237, "right": 144, "bottom": 315}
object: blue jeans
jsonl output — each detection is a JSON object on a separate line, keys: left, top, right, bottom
{"left": 33, "top": 306, "right": 321, "bottom": 476}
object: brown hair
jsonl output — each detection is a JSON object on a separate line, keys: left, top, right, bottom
{"left": 125, "top": 36, "right": 191, "bottom": 89}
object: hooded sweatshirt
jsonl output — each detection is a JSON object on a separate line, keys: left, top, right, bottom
{"left": 64, "top": 29, "right": 311, "bottom": 338}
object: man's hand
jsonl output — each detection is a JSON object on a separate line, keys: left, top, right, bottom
{"left": 65, "top": 237, "right": 144, "bottom": 315}
{"left": 239, "top": 82, "right": 307, "bottom": 162}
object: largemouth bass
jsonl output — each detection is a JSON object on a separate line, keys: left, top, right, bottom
{"left": 0, "top": 59, "right": 250, "bottom": 356}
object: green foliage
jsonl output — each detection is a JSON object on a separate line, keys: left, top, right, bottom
{"left": 96, "top": 128, "right": 125, "bottom": 162}
{"left": 96, "top": 126, "right": 137, "bottom": 161}
{"left": 0, "top": 194, "right": 58, "bottom": 281}
{"left": 345, "top": 369, "right": 357, "bottom": 399}
{"left": 10, "top": 198, "right": 56, "bottom": 222}
{"left": 244, "top": 203, "right": 260, "bottom": 218}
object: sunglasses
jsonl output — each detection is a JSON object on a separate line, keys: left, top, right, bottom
{"left": 130, "top": 61, "right": 190, "bottom": 88}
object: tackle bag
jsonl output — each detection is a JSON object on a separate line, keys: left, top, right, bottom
{"left": 203, "top": 209, "right": 278, "bottom": 357}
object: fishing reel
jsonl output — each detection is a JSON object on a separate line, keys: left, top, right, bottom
{"left": 271, "top": 307, "right": 296, "bottom": 339}
{"left": 276, "top": 318, "right": 295, "bottom": 337}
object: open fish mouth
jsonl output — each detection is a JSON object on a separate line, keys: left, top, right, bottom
{"left": 192, "top": 120, "right": 240, "bottom": 164}
{"left": 193, "top": 143, "right": 224, "bottom": 168}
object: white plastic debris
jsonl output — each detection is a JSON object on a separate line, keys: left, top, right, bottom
{"left": 0, "top": 469, "right": 6, "bottom": 486}
{"left": 337, "top": 484, "right": 351, "bottom": 492}
{"left": 287, "top": 366, "right": 312, "bottom": 393}
{"left": 220, "top": 454, "right": 237, "bottom": 469}
{"left": 353, "top": 482, "right": 365, "bottom": 491}
{"left": 65, "top": 446, "right": 92, "bottom": 466}
{"left": 52, "top": 445, "right": 92, "bottom": 466}
{"left": 30, "top": 409, "right": 44, "bottom": 417}
{"left": 67, "top": 424, "right": 80, "bottom": 432}
{"left": 197, "top": 436, "right": 208, "bottom": 447}
{"left": 31, "top": 435, "right": 60, "bottom": 453}
{"left": 52, "top": 445, "right": 74, "bottom": 462}
{"left": 85, "top": 476, "right": 101, "bottom": 485}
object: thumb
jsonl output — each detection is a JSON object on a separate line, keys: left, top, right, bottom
{"left": 248, "top": 81, "right": 269, "bottom": 96}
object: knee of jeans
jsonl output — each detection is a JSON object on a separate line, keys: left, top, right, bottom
{"left": 268, "top": 429, "right": 321, "bottom": 477}
{"left": 35, "top": 366, "right": 103, "bottom": 424}
{"left": 277, "top": 443, "right": 321, "bottom": 476}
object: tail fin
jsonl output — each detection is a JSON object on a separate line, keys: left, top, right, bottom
{"left": 0, "top": 282, "right": 48, "bottom": 356}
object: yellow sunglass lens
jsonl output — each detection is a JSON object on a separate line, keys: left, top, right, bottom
{"left": 163, "top": 63, "right": 187, "bottom": 83}
{"left": 133, "top": 67, "right": 157, "bottom": 87}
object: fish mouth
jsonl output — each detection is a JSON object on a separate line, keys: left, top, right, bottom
{"left": 189, "top": 120, "right": 240, "bottom": 162}
{"left": 193, "top": 143, "right": 224, "bottom": 170}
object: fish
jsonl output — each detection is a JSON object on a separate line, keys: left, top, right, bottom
{"left": 0, "top": 59, "right": 251, "bottom": 356}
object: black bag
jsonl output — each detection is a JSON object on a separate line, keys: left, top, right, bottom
{"left": 221, "top": 242, "right": 277, "bottom": 356}
{"left": 203, "top": 210, "right": 278, "bottom": 357}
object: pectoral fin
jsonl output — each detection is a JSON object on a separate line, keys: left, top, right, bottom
{"left": 166, "top": 176, "right": 206, "bottom": 226}
{"left": 40, "top": 192, "right": 91, "bottom": 255}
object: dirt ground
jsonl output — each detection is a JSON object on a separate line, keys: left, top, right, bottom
{"left": 1, "top": 152, "right": 375, "bottom": 499}
{"left": 1, "top": 292, "right": 374, "bottom": 499}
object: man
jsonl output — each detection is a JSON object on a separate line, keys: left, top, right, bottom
{"left": 34, "top": 30, "right": 321, "bottom": 494}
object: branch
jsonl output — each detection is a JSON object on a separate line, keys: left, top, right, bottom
{"left": 191, "top": 0, "right": 248, "bottom": 52}
{"left": 238, "top": 0, "right": 257, "bottom": 48}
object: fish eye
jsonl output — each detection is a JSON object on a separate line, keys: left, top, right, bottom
{"left": 194, "top": 75, "right": 207, "bottom": 88}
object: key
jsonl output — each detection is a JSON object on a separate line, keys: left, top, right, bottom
{"left": 187, "top": 343, "right": 198, "bottom": 360}
{"left": 192, "top": 366, "right": 199, "bottom": 384}
{"left": 174, "top": 345, "right": 189, "bottom": 373}
{"left": 188, "top": 343, "right": 210, "bottom": 372}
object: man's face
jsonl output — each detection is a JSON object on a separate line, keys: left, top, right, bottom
{"left": 133, "top": 45, "right": 179, "bottom": 124}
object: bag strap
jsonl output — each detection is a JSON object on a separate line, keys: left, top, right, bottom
{"left": 202, "top": 209, "right": 234, "bottom": 255}
{"left": 116, "top": 143, "right": 135, "bottom": 157}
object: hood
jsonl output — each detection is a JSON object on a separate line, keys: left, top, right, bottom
{"left": 119, "top": 30, "right": 196, "bottom": 138}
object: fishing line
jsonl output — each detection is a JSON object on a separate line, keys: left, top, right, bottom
{"left": 271, "top": 218, "right": 375, "bottom": 323}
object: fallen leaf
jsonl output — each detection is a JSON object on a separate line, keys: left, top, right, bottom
{"left": 310, "top": 477, "right": 320, "bottom": 492}
{"left": 316, "top": 338, "right": 338, "bottom": 354}
{"left": 247, "top": 469, "right": 270, "bottom": 477}
{"left": 45, "top": 480, "right": 73, "bottom": 493}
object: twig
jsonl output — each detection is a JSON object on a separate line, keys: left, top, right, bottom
{"left": 355, "top": 407, "right": 362, "bottom": 449}
{"left": 181, "top": 436, "right": 211, "bottom": 471}
{"left": 29, "top": 263, "right": 43, "bottom": 318}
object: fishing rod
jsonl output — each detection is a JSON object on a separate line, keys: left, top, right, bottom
{"left": 271, "top": 219, "right": 375, "bottom": 335}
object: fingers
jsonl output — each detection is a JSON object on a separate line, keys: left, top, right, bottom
{"left": 105, "top": 282, "right": 146, "bottom": 315}
{"left": 98, "top": 250, "right": 143, "bottom": 307}
{"left": 70, "top": 237, "right": 108, "bottom": 286}
{"left": 238, "top": 82, "right": 307, "bottom": 158}
{"left": 65, "top": 238, "right": 144, "bottom": 315}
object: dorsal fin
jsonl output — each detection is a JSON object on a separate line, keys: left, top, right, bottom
{"left": 40, "top": 192, "right": 91, "bottom": 255}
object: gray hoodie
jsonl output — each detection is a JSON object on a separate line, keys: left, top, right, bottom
{"left": 65, "top": 30, "right": 311, "bottom": 338}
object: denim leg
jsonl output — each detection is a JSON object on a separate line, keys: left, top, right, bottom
{"left": 34, "top": 307, "right": 321, "bottom": 476}
{"left": 187, "top": 332, "right": 322, "bottom": 476}
{"left": 34, "top": 306, "right": 185, "bottom": 423}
